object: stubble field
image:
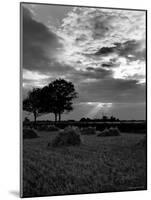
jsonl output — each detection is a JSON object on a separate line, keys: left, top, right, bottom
{"left": 22, "top": 130, "right": 147, "bottom": 197}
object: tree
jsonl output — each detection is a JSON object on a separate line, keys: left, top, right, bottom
{"left": 102, "top": 115, "right": 108, "bottom": 122}
{"left": 23, "top": 88, "right": 42, "bottom": 124}
{"left": 38, "top": 84, "right": 56, "bottom": 120}
{"left": 41, "top": 79, "right": 78, "bottom": 122}
{"left": 110, "top": 116, "right": 116, "bottom": 122}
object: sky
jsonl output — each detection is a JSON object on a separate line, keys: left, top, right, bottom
{"left": 22, "top": 3, "right": 146, "bottom": 120}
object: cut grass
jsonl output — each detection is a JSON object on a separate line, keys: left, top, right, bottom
{"left": 22, "top": 131, "right": 146, "bottom": 197}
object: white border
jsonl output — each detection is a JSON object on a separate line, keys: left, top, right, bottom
{"left": 0, "top": 0, "right": 150, "bottom": 199}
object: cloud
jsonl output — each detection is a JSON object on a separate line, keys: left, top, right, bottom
{"left": 94, "top": 40, "right": 145, "bottom": 62}
{"left": 23, "top": 6, "right": 65, "bottom": 74}
{"left": 78, "top": 78, "right": 145, "bottom": 103}
{"left": 73, "top": 67, "right": 113, "bottom": 80}
{"left": 23, "top": 6, "right": 146, "bottom": 85}
{"left": 60, "top": 8, "right": 145, "bottom": 52}
{"left": 22, "top": 6, "right": 76, "bottom": 95}
{"left": 58, "top": 8, "right": 146, "bottom": 83}
{"left": 101, "top": 62, "right": 117, "bottom": 68}
{"left": 23, "top": 69, "right": 50, "bottom": 80}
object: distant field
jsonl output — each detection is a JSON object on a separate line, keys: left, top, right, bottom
{"left": 22, "top": 130, "right": 147, "bottom": 197}
{"left": 23, "top": 121, "right": 146, "bottom": 133}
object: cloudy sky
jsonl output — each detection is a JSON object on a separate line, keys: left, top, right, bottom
{"left": 22, "top": 3, "right": 146, "bottom": 120}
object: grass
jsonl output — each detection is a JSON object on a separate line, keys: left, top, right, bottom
{"left": 22, "top": 130, "right": 147, "bottom": 197}
{"left": 23, "top": 128, "right": 38, "bottom": 139}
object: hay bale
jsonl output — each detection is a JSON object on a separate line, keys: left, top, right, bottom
{"left": 97, "top": 128, "right": 110, "bottom": 137}
{"left": 97, "top": 127, "right": 120, "bottom": 137}
{"left": 23, "top": 129, "right": 38, "bottom": 139}
{"left": 81, "top": 127, "right": 96, "bottom": 135}
{"left": 51, "top": 126, "right": 82, "bottom": 147}
{"left": 109, "top": 127, "right": 121, "bottom": 136}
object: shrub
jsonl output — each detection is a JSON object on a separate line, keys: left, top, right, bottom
{"left": 81, "top": 127, "right": 96, "bottom": 135}
{"left": 37, "top": 125, "right": 59, "bottom": 132}
{"left": 23, "top": 129, "right": 38, "bottom": 139}
{"left": 97, "top": 127, "right": 120, "bottom": 137}
{"left": 51, "top": 126, "right": 82, "bottom": 147}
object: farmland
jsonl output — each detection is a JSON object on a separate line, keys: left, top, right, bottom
{"left": 22, "top": 127, "right": 147, "bottom": 197}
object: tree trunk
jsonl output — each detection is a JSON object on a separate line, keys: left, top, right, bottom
{"left": 54, "top": 113, "right": 57, "bottom": 122}
{"left": 34, "top": 113, "right": 37, "bottom": 123}
{"left": 33, "top": 112, "right": 37, "bottom": 128}
{"left": 58, "top": 112, "right": 61, "bottom": 122}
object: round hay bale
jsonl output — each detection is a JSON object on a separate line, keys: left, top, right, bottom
{"left": 97, "top": 128, "right": 110, "bottom": 137}
{"left": 51, "top": 126, "right": 82, "bottom": 147}
{"left": 97, "top": 127, "right": 120, "bottom": 137}
{"left": 109, "top": 127, "right": 121, "bottom": 136}
{"left": 23, "top": 128, "right": 38, "bottom": 139}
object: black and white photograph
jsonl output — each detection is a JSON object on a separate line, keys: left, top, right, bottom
{"left": 20, "top": 2, "right": 147, "bottom": 198}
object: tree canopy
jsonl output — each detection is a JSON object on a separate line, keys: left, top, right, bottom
{"left": 23, "top": 88, "right": 42, "bottom": 123}
{"left": 41, "top": 79, "right": 78, "bottom": 121}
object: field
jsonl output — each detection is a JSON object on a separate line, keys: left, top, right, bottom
{"left": 22, "top": 129, "right": 147, "bottom": 197}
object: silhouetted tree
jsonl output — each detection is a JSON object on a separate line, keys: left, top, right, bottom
{"left": 23, "top": 88, "right": 42, "bottom": 124}
{"left": 38, "top": 84, "right": 56, "bottom": 120}
{"left": 80, "top": 117, "right": 91, "bottom": 122}
{"left": 102, "top": 115, "right": 108, "bottom": 122}
{"left": 110, "top": 116, "right": 116, "bottom": 122}
{"left": 41, "top": 79, "right": 78, "bottom": 122}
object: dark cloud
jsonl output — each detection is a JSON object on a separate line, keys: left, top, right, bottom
{"left": 86, "top": 67, "right": 94, "bottom": 71}
{"left": 95, "top": 40, "right": 145, "bottom": 62}
{"left": 78, "top": 78, "right": 145, "bottom": 103}
{"left": 64, "top": 66, "right": 145, "bottom": 106}
{"left": 95, "top": 46, "right": 115, "bottom": 55}
{"left": 85, "top": 67, "right": 113, "bottom": 78}
{"left": 67, "top": 67, "right": 113, "bottom": 83}
{"left": 101, "top": 62, "right": 118, "bottom": 68}
{"left": 23, "top": 7, "right": 63, "bottom": 73}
